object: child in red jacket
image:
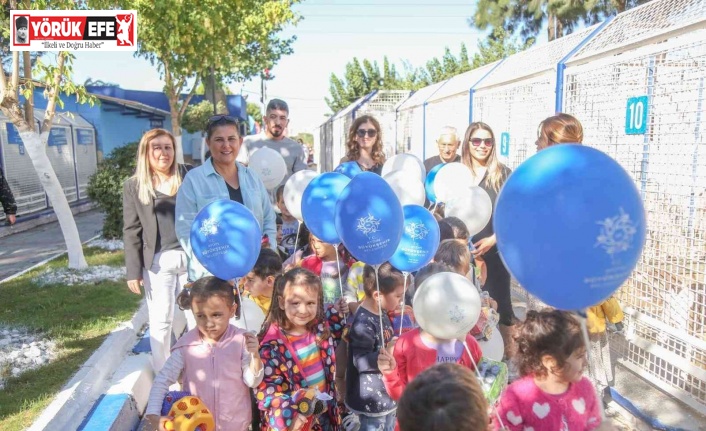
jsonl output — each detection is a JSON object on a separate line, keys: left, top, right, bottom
{"left": 376, "top": 264, "right": 483, "bottom": 431}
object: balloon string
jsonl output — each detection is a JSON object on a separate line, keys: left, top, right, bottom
{"left": 236, "top": 278, "right": 248, "bottom": 331}
{"left": 374, "top": 264, "right": 385, "bottom": 347}
{"left": 294, "top": 220, "right": 301, "bottom": 257}
{"left": 463, "top": 341, "right": 506, "bottom": 429}
{"left": 399, "top": 272, "right": 409, "bottom": 337}
{"left": 334, "top": 243, "right": 346, "bottom": 324}
{"left": 579, "top": 309, "right": 606, "bottom": 422}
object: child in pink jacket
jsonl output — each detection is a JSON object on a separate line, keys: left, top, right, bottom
{"left": 494, "top": 309, "right": 616, "bottom": 431}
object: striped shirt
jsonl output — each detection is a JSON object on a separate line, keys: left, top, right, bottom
{"left": 287, "top": 332, "right": 326, "bottom": 392}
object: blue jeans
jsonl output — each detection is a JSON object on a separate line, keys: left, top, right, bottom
{"left": 358, "top": 412, "right": 396, "bottom": 431}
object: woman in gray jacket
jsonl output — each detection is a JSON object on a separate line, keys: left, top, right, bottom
{"left": 123, "top": 128, "right": 192, "bottom": 372}
{"left": 176, "top": 115, "right": 277, "bottom": 282}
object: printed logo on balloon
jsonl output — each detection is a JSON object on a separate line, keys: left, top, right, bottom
{"left": 389, "top": 205, "right": 440, "bottom": 273}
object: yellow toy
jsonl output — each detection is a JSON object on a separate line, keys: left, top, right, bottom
{"left": 161, "top": 396, "right": 215, "bottom": 431}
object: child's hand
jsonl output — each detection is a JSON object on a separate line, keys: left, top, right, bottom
{"left": 594, "top": 420, "right": 619, "bottom": 431}
{"left": 244, "top": 332, "right": 260, "bottom": 358}
{"left": 335, "top": 297, "right": 350, "bottom": 315}
{"left": 290, "top": 414, "right": 309, "bottom": 431}
{"left": 378, "top": 345, "right": 397, "bottom": 374}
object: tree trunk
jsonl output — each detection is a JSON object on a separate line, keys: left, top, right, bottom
{"left": 170, "top": 102, "right": 185, "bottom": 164}
{"left": 202, "top": 70, "right": 227, "bottom": 114}
{"left": 21, "top": 129, "right": 87, "bottom": 269}
{"left": 548, "top": 13, "right": 557, "bottom": 41}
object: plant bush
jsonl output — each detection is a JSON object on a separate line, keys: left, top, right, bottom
{"left": 87, "top": 142, "right": 138, "bottom": 239}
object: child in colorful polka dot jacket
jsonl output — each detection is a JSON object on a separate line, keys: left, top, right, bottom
{"left": 493, "top": 309, "right": 617, "bottom": 431}
{"left": 256, "top": 268, "right": 348, "bottom": 431}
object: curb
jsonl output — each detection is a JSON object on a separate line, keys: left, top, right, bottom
{"left": 77, "top": 353, "right": 154, "bottom": 431}
{"left": 27, "top": 301, "right": 148, "bottom": 431}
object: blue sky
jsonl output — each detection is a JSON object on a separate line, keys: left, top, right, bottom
{"left": 69, "top": 1, "right": 529, "bottom": 134}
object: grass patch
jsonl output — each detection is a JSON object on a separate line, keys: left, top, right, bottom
{"left": 0, "top": 246, "right": 141, "bottom": 429}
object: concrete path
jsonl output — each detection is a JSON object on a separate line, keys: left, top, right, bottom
{"left": 0, "top": 209, "right": 105, "bottom": 282}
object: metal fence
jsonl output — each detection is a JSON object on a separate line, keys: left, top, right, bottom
{"left": 561, "top": 0, "right": 706, "bottom": 413}
{"left": 0, "top": 110, "right": 98, "bottom": 220}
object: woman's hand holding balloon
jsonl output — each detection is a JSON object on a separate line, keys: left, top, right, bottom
{"left": 472, "top": 234, "right": 496, "bottom": 257}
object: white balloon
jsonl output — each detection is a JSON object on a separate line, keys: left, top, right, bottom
{"left": 231, "top": 296, "right": 266, "bottom": 333}
{"left": 433, "top": 162, "right": 476, "bottom": 204}
{"left": 478, "top": 326, "right": 504, "bottom": 361}
{"left": 444, "top": 186, "right": 493, "bottom": 236}
{"left": 382, "top": 154, "right": 426, "bottom": 183}
{"left": 413, "top": 272, "right": 481, "bottom": 340}
{"left": 383, "top": 170, "right": 426, "bottom": 206}
{"left": 284, "top": 170, "right": 317, "bottom": 221}
{"left": 248, "top": 147, "right": 287, "bottom": 190}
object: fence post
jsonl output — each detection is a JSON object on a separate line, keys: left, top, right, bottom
{"left": 555, "top": 16, "right": 614, "bottom": 113}
{"left": 422, "top": 102, "right": 427, "bottom": 161}
{"left": 468, "top": 59, "right": 505, "bottom": 123}
{"left": 640, "top": 56, "right": 656, "bottom": 199}
{"left": 688, "top": 76, "right": 704, "bottom": 248}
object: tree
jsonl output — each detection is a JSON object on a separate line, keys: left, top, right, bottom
{"left": 471, "top": 28, "right": 530, "bottom": 68}
{"left": 471, "top": 0, "right": 652, "bottom": 43}
{"left": 182, "top": 100, "right": 226, "bottom": 135}
{"left": 0, "top": 1, "right": 96, "bottom": 269}
{"left": 247, "top": 102, "right": 262, "bottom": 125}
{"left": 94, "top": 0, "right": 300, "bottom": 163}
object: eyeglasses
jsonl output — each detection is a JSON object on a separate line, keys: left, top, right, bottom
{"left": 356, "top": 128, "right": 377, "bottom": 138}
{"left": 470, "top": 138, "right": 494, "bottom": 147}
{"left": 206, "top": 115, "right": 240, "bottom": 128}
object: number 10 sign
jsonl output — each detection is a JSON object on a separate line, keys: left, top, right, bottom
{"left": 625, "top": 96, "right": 648, "bottom": 135}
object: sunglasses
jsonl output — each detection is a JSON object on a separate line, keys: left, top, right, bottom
{"left": 207, "top": 115, "right": 240, "bottom": 128}
{"left": 356, "top": 128, "right": 377, "bottom": 138}
{"left": 470, "top": 138, "right": 494, "bottom": 147}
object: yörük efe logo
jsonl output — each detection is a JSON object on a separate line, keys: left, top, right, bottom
{"left": 405, "top": 221, "right": 429, "bottom": 240}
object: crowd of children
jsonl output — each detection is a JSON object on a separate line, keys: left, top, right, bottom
{"left": 143, "top": 115, "right": 625, "bottom": 431}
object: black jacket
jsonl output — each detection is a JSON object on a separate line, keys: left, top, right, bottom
{"left": 0, "top": 168, "right": 17, "bottom": 216}
{"left": 122, "top": 164, "right": 192, "bottom": 280}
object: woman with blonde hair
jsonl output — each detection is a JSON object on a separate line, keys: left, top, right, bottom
{"left": 123, "top": 128, "right": 193, "bottom": 372}
{"left": 338, "top": 114, "right": 386, "bottom": 175}
{"left": 461, "top": 122, "right": 516, "bottom": 358}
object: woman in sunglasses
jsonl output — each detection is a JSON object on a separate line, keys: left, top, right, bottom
{"left": 339, "top": 115, "right": 386, "bottom": 175}
{"left": 123, "top": 128, "right": 193, "bottom": 372}
{"left": 461, "top": 122, "right": 517, "bottom": 359}
{"left": 175, "top": 115, "right": 277, "bottom": 283}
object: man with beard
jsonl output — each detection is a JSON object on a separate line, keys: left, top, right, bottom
{"left": 424, "top": 126, "right": 461, "bottom": 172}
{"left": 237, "top": 99, "right": 307, "bottom": 188}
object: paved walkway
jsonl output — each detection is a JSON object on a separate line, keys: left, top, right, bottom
{"left": 0, "top": 209, "right": 105, "bottom": 282}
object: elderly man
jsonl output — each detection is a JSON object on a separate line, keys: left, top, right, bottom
{"left": 424, "top": 126, "right": 461, "bottom": 172}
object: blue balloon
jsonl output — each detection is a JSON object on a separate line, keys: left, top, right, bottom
{"left": 425, "top": 164, "right": 443, "bottom": 203}
{"left": 494, "top": 144, "right": 646, "bottom": 310}
{"left": 302, "top": 172, "right": 351, "bottom": 244}
{"left": 389, "top": 205, "right": 441, "bottom": 272}
{"left": 334, "top": 161, "right": 363, "bottom": 178}
{"left": 335, "top": 172, "right": 404, "bottom": 265}
{"left": 190, "top": 199, "right": 263, "bottom": 280}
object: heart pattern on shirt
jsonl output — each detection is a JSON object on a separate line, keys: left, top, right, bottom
{"left": 572, "top": 398, "right": 586, "bottom": 415}
{"left": 506, "top": 411, "right": 523, "bottom": 426}
{"left": 533, "top": 402, "right": 550, "bottom": 419}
